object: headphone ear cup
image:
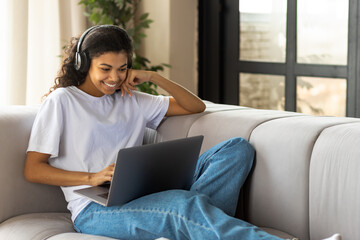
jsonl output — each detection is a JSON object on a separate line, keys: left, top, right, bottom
{"left": 74, "top": 52, "right": 81, "bottom": 71}
{"left": 74, "top": 51, "right": 90, "bottom": 73}
{"left": 78, "top": 52, "right": 90, "bottom": 73}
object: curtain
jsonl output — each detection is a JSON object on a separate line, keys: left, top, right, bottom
{"left": 0, "top": 0, "right": 87, "bottom": 106}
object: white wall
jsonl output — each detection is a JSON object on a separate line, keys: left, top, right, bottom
{"left": 138, "top": 0, "right": 198, "bottom": 95}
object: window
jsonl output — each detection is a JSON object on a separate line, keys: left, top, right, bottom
{"left": 297, "top": 77, "right": 347, "bottom": 116}
{"left": 239, "top": 0, "right": 287, "bottom": 63}
{"left": 199, "top": 0, "right": 360, "bottom": 117}
{"left": 240, "top": 73, "right": 285, "bottom": 111}
{"left": 297, "top": 0, "right": 348, "bottom": 65}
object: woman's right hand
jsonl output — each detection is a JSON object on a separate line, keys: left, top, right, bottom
{"left": 25, "top": 151, "right": 116, "bottom": 187}
{"left": 89, "top": 163, "right": 115, "bottom": 186}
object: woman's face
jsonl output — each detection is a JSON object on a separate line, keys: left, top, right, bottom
{"left": 79, "top": 51, "right": 128, "bottom": 97}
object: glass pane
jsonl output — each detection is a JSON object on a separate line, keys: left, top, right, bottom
{"left": 297, "top": 77, "right": 346, "bottom": 117}
{"left": 297, "top": 0, "right": 349, "bottom": 65}
{"left": 240, "top": 73, "right": 285, "bottom": 110}
{"left": 239, "top": 0, "right": 287, "bottom": 62}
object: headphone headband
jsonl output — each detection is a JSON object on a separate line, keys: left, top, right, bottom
{"left": 74, "top": 25, "right": 131, "bottom": 72}
{"left": 76, "top": 25, "right": 100, "bottom": 54}
{"left": 74, "top": 25, "right": 102, "bottom": 72}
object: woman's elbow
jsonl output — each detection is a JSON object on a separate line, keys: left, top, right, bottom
{"left": 24, "top": 152, "right": 50, "bottom": 183}
{"left": 199, "top": 101, "right": 206, "bottom": 113}
{"left": 193, "top": 101, "right": 206, "bottom": 113}
{"left": 24, "top": 165, "right": 37, "bottom": 183}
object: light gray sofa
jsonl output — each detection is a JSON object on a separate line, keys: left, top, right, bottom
{"left": 0, "top": 102, "right": 359, "bottom": 240}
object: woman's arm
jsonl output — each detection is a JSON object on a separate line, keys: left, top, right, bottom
{"left": 24, "top": 151, "right": 114, "bottom": 187}
{"left": 121, "top": 70, "right": 206, "bottom": 116}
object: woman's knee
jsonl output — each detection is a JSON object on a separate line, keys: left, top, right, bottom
{"left": 222, "top": 137, "right": 255, "bottom": 168}
{"left": 227, "top": 137, "right": 253, "bottom": 149}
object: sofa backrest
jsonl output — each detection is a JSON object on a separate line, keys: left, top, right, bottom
{"left": 0, "top": 106, "right": 67, "bottom": 223}
{"left": 245, "top": 116, "right": 360, "bottom": 240}
{"left": 1, "top": 103, "right": 360, "bottom": 240}
{"left": 309, "top": 123, "right": 360, "bottom": 240}
{"left": 156, "top": 106, "right": 360, "bottom": 240}
{"left": 0, "top": 103, "right": 239, "bottom": 223}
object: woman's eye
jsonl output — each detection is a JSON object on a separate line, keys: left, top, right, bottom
{"left": 119, "top": 68, "right": 127, "bottom": 72}
{"left": 101, "top": 68, "right": 110, "bottom": 72}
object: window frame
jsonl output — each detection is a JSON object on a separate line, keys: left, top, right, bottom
{"left": 199, "top": 0, "right": 360, "bottom": 117}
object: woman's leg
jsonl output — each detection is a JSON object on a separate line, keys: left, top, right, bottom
{"left": 75, "top": 137, "right": 283, "bottom": 240}
{"left": 191, "top": 137, "right": 254, "bottom": 216}
{"left": 74, "top": 190, "right": 283, "bottom": 240}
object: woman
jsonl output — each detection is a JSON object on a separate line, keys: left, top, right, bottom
{"left": 24, "top": 25, "right": 338, "bottom": 240}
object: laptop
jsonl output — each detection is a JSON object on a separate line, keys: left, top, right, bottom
{"left": 74, "top": 135, "right": 204, "bottom": 207}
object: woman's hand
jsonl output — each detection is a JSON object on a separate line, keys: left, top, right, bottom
{"left": 119, "top": 69, "right": 206, "bottom": 116}
{"left": 89, "top": 163, "right": 115, "bottom": 186}
{"left": 119, "top": 69, "right": 153, "bottom": 97}
{"left": 25, "top": 151, "right": 115, "bottom": 187}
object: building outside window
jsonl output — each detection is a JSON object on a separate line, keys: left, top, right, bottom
{"left": 239, "top": 0, "right": 348, "bottom": 117}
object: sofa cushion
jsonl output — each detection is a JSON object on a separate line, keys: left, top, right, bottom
{"left": 188, "top": 109, "right": 302, "bottom": 154}
{"left": 0, "top": 212, "right": 172, "bottom": 240}
{"left": 0, "top": 105, "right": 67, "bottom": 223}
{"left": 0, "top": 210, "right": 295, "bottom": 240}
{"left": 48, "top": 232, "right": 117, "bottom": 239}
{"left": 154, "top": 102, "right": 247, "bottom": 144}
{"left": 48, "top": 233, "right": 170, "bottom": 240}
{"left": 0, "top": 212, "right": 119, "bottom": 240}
{"left": 262, "top": 227, "right": 296, "bottom": 239}
{"left": 309, "top": 122, "right": 360, "bottom": 240}
{"left": 246, "top": 115, "right": 360, "bottom": 240}
{"left": 0, "top": 213, "right": 75, "bottom": 240}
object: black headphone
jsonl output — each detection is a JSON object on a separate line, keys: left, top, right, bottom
{"left": 74, "top": 25, "right": 101, "bottom": 73}
{"left": 74, "top": 25, "right": 132, "bottom": 73}
{"left": 74, "top": 25, "right": 133, "bottom": 73}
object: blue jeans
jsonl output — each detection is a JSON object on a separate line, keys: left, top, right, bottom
{"left": 74, "top": 137, "right": 283, "bottom": 240}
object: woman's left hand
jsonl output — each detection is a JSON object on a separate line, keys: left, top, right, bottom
{"left": 119, "top": 69, "right": 153, "bottom": 97}
{"left": 119, "top": 69, "right": 206, "bottom": 116}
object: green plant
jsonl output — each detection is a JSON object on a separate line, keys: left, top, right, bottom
{"left": 78, "top": 0, "right": 170, "bottom": 95}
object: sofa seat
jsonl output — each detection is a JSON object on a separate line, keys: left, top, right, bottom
{"left": 0, "top": 213, "right": 116, "bottom": 240}
{"left": 0, "top": 212, "right": 295, "bottom": 240}
{"left": 0, "top": 213, "right": 175, "bottom": 239}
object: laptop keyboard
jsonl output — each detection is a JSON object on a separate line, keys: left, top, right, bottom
{"left": 98, "top": 192, "right": 109, "bottom": 199}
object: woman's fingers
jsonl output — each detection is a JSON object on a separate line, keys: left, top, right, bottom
{"left": 91, "top": 164, "right": 115, "bottom": 186}
{"left": 121, "top": 80, "right": 137, "bottom": 97}
{"left": 119, "top": 69, "right": 152, "bottom": 96}
{"left": 121, "top": 84, "right": 132, "bottom": 97}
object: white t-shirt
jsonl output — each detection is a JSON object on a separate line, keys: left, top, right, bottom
{"left": 27, "top": 86, "right": 169, "bottom": 222}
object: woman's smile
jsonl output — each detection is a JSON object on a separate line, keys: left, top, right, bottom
{"left": 102, "top": 81, "right": 118, "bottom": 88}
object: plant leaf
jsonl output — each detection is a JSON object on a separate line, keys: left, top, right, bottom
{"left": 139, "top": 13, "right": 149, "bottom": 21}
